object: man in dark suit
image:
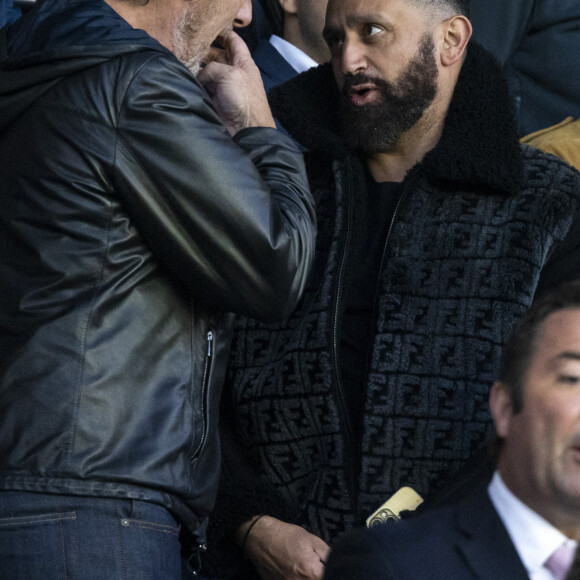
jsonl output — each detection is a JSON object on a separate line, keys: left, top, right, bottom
{"left": 251, "top": 0, "right": 330, "bottom": 91}
{"left": 324, "top": 281, "right": 580, "bottom": 580}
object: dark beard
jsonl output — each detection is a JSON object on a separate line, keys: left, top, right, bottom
{"left": 340, "top": 33, "right": 439, "bottom": 154}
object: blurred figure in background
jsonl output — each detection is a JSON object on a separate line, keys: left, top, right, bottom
{"left": 470, "top": 0, "right": 580, "bottom": 137}
{"left": 251, "top": 0, "right": 330, "bottom": 91}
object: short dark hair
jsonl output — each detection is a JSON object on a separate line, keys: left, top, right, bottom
{"left": 498, "top": 280, "right": 580, "bottom": 413}
{"left": 409, "top": 0, "right": 470, "bottom": 18}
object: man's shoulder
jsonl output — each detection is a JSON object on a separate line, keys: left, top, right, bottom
{"left": 326, "top": 494, "right": 475, "bottom": 579}
{"left": 518, "top": 142, "right": 580, "bottom": 206}
{"left": 326, "top": 489, "right": 526, "bottom": 580}
{"left": 336, "top": 493, "right": 478, "bottom": 560}
{"left": 520, "top": 139, "right": 580, "bottom": 181}
{"left": 520, "top": 117, "right": 580, "bottom": 171}
{"left": 102, "top": 49, "right": 203, "bottom": 102}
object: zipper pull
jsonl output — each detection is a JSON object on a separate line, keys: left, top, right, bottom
{"left": 206, "top": 330, "right": 213, "bottom": 357}
{"left": 185, "top": 542, "right": 207, "bottom": 576}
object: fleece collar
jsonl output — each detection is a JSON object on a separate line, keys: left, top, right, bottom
{"left": 269, "top": 42, "right": 523, "bottom": 196}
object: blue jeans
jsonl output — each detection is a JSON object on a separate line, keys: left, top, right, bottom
{"left": 0, "top": 491, "right": 183, "bottom": 579}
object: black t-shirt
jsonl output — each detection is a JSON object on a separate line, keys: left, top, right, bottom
{"left": 340, "top": 176, "right": 403, "bottom": 438}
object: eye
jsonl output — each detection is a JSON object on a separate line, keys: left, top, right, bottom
{"left": 362, "top": 24, "right": 383, "bottom": 38}
{"left": 557, "top": 374, "right": 580, "bottom": 386}
{"left": 555, "top": 359, "right": 580, "bottom": 386}
{"left": 324, "top": 33, "right": 343, "bottom": 52}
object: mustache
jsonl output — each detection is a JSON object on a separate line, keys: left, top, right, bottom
{"left": 341, "top": 74, "right": 391, "bottom": 97}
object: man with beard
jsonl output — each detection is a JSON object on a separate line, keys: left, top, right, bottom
{"left": 0, "top": 0, "right": 316, "bottom": 578}
{"left": 204, "top": 0, "right": 580, "bottom": 579}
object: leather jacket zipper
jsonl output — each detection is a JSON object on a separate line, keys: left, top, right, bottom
{"left": 190, "top": 330, "right": 213, "bottom": 461}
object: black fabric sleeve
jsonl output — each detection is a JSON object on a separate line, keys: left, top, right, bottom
{"left": 114, "top": 54, "right": 316, "bottom": 322}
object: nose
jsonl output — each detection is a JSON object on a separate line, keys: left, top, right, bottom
{"left": 234, "top": 0, "right": 252, "bottom": 28}
{"left": 340, "top": 38, "right": 367, "bottom": 76}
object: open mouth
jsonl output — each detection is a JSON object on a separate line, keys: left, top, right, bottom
{"left": 348, "top": 84, "right": 378, "bottom": 106}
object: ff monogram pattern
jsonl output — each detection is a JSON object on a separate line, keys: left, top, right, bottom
{"left": 226, "top": 146, "right": 580, "bottom": 541}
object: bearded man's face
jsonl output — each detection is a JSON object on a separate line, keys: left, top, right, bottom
{"left": 340, "top": 33, "right": 438, "bottom": 154}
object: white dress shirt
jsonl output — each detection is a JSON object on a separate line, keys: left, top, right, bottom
{"left": 268, "top": 35, "right": 318, "bottom": 75}
{"left": 488, "top": 471, "right": 578, "bottom": 580}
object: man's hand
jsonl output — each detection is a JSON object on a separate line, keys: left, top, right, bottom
{"left": 239, "top": 516, "right": 331, "bottom": 580}
{"left": 197, "top": 32, "right": 276, "bottom": 136}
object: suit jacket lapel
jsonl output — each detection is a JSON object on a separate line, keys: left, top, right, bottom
{"left": 253, "top": 41, "right": 298, "bottom": 91}
{"left": 454, "top": 487, "right": 528, "bottom": 579}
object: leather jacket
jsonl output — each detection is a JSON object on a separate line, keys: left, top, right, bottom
{"left": 0, "top": 0, "right": 315, "bottom": 543}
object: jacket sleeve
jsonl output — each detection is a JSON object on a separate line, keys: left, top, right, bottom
{"left": 534, "top": 155, "right": 580, "bottom": 297}
{"left": 113, "top": 54, "right": 316, "bottom": 322}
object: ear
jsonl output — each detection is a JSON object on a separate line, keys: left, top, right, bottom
{"left": 278, "top": 0, "right": 298, "bottom": 16}
{"left": 439, "top": 15, "right": 472, "bottom": 66}
{"left": 489, "top": 381, "right": 513, "bottom": 439}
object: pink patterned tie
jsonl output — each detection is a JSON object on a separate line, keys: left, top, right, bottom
{"left": 544, "top": 543, "right": 576, "bottom": 580}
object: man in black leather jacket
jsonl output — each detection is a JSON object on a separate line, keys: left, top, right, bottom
{"left": 0, "top": 0, "right": 315, "bottom": 577}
